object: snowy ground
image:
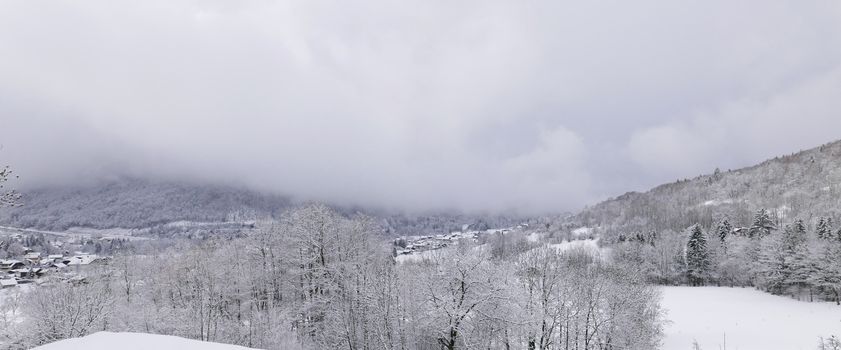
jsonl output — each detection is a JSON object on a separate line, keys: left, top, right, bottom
{"left": 395, "top": 248, "right": 440, "bottom": 263}
{"left": 547, "top": 238, "right": 600, "bottom": 253}
{"left": 31, "top": 332, "right": 259, "bottom": 350}
{"left": 661, "top": 286, "right": 841, "bottom": 350}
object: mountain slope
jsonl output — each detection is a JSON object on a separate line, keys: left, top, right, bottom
{"left": 576, "top": 139, "right": 841, "bottom": 239}
{"left": 0, "top": 177, "right": 523, "bottom": 237}
{"left": 0, "top": 178, "right": 292, "bottom": 231}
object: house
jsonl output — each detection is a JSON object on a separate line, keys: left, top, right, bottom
{"left": 45, "top": 261, "right": 67, "bottom": 269}
{"left": 10, "top": 268, "right": 44, "bottom": 278}
{"left": 24, "top": 252, "right": 42, "bottom": 263}
{"left": 66, "top": 254, "right": 100, "bottom": 266}
{"left": 47, "top": 254, "right": 64, "bottom": 262}
{"left": 0, "top": 260, "right": 24, "bottom": 270}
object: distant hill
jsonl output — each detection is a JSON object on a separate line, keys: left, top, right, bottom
{"left": 0, "top": 177, "right": 524, "bottom": 237}
{"left": 576, "top": 139, "right": 841, "bottom": 240}
{"left": 0, "top": 177, "right": 292, "bottom": 231}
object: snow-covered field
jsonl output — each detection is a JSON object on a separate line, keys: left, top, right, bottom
{"left": 662, "top": 286, "right": 841, "bottom": 350}
{"left": 547, "top": 238, "right": 600, "bottom": 253}
{"left": 395, "top": 248, "right": 441, "bottom": 263}
{"left": 32, "top": 332, "right": 259, "bottom": 350}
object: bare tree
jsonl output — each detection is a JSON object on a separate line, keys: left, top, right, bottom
{"left": 414, "top": 246, "right": 515, "bottom": 350}
{"left": 24, "top": 279, "right": 115, "bottom": 347}
{"left": 0, "top": 165, "right": 21, "bottom": 207}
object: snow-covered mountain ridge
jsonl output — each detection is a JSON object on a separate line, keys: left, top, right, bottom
{"left": 576, "top": 139, "right": 841, "bottom": 239}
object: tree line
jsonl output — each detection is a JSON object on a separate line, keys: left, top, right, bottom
{"left": 613, "top": 208, "right": 841, "bottom": 304}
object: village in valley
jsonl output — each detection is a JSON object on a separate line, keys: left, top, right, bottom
{"left": 0, "top": 229, "right": 115, "bottom": 289}
{"left": 393, "top": 226, "right": 516, "bottom": 256}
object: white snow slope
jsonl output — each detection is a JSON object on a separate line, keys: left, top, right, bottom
{"left": 31, "top": 332, "right": 260, "bottom": 350}
{"left": 662, "top": 286, "right": 841, "bottom": 350}
{"left": 547, "top": 238, "right": 600, "bottom": 253}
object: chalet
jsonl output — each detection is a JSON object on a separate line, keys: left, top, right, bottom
{"left": 24, "top": 252, "right": 42, "bottom": 263}
{"left": 66, "top": 254, "right": 100, "bottom": 267}
{"left": 0, "top": 260, "right": 24, "bottom": 270}
{"left": 10, "top": 267, "right": 44, "bottom": 278}
{"left": 44, "top": 261, "right": 67, "bottom": 269}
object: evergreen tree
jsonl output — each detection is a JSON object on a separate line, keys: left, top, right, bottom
{"left": 716, "top": 219, "right": 732, "bottom": 255}
{"left": 749, "top": 209, "right": 775, "bottom": 238}
{"left": 757, "top": 232, "right": 787, "bottom": 294}
{"left": 811, "top": 240, "right": 841, "bottom": 305}
{"left": 759, "top": 221, "right": 811, "bottom": 296}
{"left": 717, "top": 219, "right": 732, "bottom": 243}
{"left": 782, "top": 221, "right": 813, "bottom": 295}
{"left": 784, "top": 219, "right": 808, "bottom": 252}
{"left": 817, "top": 217, "right": 829, "bottom": 240}
{"left": 686, "top": 225, "right": 710, "bottom": 286}
{"left": 645, "top": 230, "right": 657, "bottom": 246}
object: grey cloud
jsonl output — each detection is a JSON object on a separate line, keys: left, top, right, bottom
{"left": 1, "top": 0, "right": 841, "bottom": 214}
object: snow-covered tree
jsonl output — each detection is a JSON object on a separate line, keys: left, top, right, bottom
{"left": 716, "top": 219, "right": 732, "bottom": 255}
{"left": 786, "top": 240, "right": 819, "bottom": 300}
{"left": 749, "top": 209, "right": 776, "bottom": 238}
{"left": 686, "top": 225, "right": 711, "bottom": 286}
{"left": 717, "top": 219, "right": 732, "bottom": 243}
{"left": 817, "top": 217, "right": 831, "bottom": 240}
{"left": 413, "top": 246, "right": 515, "bottom": 350}
{"left": 756, "top": 232, "right": 788, "bottom": 294}
{"left": 784, "top": 219, "right": 808, "bottom": 252}
{"left": 0, "top": 165, "right": 21, "bottom": 207}
{"left": 24, "top": 278, "right": 115, "bottom": 347}
{"left": 818, "top": 336, "right": 841, "bottom": 350}
{"left": 811, "top": 240, "right": 841, "bottom": 305}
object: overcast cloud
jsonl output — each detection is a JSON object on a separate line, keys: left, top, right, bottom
{"left": 2, "top": 0, "right": 841, "bottom": 214}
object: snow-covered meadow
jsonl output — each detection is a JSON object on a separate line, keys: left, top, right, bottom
{"left": 547, "top": 238, "right": 600, "bottom": 253}
{"left": 33, "top": 332, "right": 260, "bottom": 350}
{"left": 31, "top": 332, "right": 259, "bottom": 350}
{"left": 662, "top": 286, "right": 841, "bottom": 350}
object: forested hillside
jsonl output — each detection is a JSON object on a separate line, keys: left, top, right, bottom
{"left": 578, "top": 139, "right": 841, "bottom": 240}
{"left": 0, "top": 178, "right": 524, "bottom": 236}
{"left": 0, "top": 178, "right": 292, "bottom": 230}
{"left": 576, "top": 139, "right": 841, "bottom": 305}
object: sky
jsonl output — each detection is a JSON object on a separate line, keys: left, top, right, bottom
{"left": 2, "top": 0, "right": 841, "bottom": 215}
